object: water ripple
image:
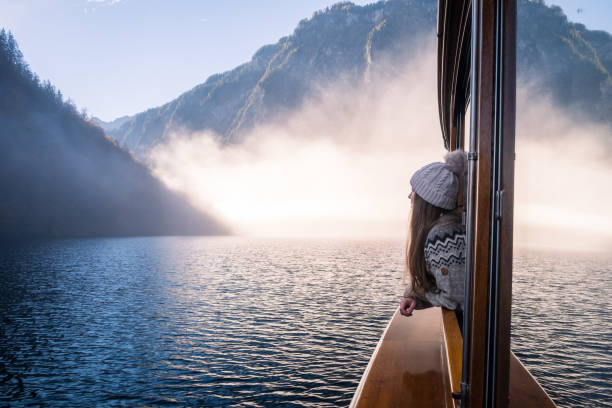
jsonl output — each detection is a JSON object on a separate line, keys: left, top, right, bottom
{"left": 0, "top": 238, "right": 610, "bottom": 407}
{"left": 512, "top": 249, "right": 612, "bottom": 408}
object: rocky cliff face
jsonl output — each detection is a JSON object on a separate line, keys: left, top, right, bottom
{"left": 517, "top": 1, "right": 612, "bottom": 122}
{"left": 109, "top": 0, "right": 612, "bottom": 161}
{"left": 109, "top": 0, "right": 438, "bottom": 159}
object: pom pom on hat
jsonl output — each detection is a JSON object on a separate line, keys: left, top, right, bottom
{"left": 444, "top": 149, "right": 467, "bottom": 175}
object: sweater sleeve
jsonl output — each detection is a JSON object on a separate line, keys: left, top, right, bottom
{"left": 403, "top": 283, "right": 433, "bottom": 310}
{"left": 422, "top": 221, "right": 466, "bottom": 311}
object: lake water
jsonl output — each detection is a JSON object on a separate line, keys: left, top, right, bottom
{"left": 0, "top": 237, "right": 610, "bottom": 407}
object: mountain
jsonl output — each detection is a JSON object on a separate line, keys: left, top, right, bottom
{"left": 109, "top": 0, "right": 437, "bottom": 159}
{"left": 91, "top": 115, "right": 131, "bottom": 132}
{"left": 108, "top": 0, "right": 612, "bottom": 162}
{"left": 517, "top": 1, "right": 612, "bottom": 120}
{"left": 0, "top": 30, "right": 227, "bottom": 239}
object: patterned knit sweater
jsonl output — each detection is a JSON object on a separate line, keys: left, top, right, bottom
{"left": 404, "top": 214, "right": 466, "bottom": 311}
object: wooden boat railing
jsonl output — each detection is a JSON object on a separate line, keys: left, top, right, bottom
{"left": 349, "top": 308, "right": 464, "bottom": 408}
{"left": 350, "top": 307, "right": 556, "bottom": 407}
{"left": 349, "top": 308, "right": 465, "bottom": 407}
{"left": 349, "top": 307, "right": 454, "bottom": 408}
{"left": 441, "top": 308, "right": 463, "bottom": 407}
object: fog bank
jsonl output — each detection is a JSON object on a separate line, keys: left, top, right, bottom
{"left": 515, "top": 91, "right": 612, "bottom": 252}
{"left": 151, "top": 51, "right": 612, "bottom": 252}
{"left": 151, "top": 51, "right": 443, "bottom": 239}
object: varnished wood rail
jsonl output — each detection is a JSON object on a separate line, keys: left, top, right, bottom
{"left": 350, "top": 308, "right": 450, "bottom": 408}
{"left": 441, "top": 308, "right": 463, "bottom": 408}
{"left": 350, "top": 307, "right": 556, "bottom": 407}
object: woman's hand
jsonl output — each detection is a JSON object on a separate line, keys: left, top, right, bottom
{"left": 400, "top": 297, "right": 417, "bottom": 317}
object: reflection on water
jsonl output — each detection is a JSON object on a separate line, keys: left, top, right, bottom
{"left": 0, "top": 238, "right": 610, "bottom": 407}
{"left": 512, "top": 249, "right": 612, "bottom": 408}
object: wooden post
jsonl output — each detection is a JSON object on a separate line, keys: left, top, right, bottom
{"left": 494, "top": 0, "right": 516, "bottom": 406}
{"left": 466, "top": 0, "right": 516, "bottom": 407}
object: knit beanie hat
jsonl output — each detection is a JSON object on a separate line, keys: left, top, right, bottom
{"left": 410, "top": 150, "right": 467, "bottom": 210}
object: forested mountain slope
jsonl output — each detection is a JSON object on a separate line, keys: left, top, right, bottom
{"left": 0, "top": 30, "right": 227, "bottom": 238}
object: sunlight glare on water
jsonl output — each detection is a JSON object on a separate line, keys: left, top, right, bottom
{"left": 0, "top": 237, "right": 610, "bottom": 407}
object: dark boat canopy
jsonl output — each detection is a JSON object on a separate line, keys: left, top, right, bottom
{"left": 437, "top": 0, "right": 471, "bottom": 149}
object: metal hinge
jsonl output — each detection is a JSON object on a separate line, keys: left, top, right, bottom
{"left": 495, "top": 190, "right": 504, "bottom": 220}
{"left": 459, "top": 381, "right": 470, "bottom": 405}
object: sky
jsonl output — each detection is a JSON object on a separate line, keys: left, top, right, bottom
{"left": 0, "top": 0, "right": 610, "bottom": 121}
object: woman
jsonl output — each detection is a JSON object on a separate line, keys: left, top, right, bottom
{"left": 400, "top": 150, "right": 467, "bottom": 319}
